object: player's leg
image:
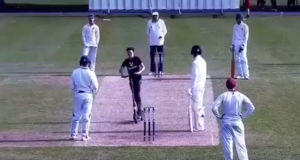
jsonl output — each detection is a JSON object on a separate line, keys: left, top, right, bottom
{"left": 191, "top": 88, "right": 205, "bottom": 131}
{"left": 149, "top": 46, "right": 156, "bottom": 75}
{"left": 133, "top": 79, "right": 142, "bottom": 118}
{"left": 81, "top": 93, "right": 93, "bottom": 141}
{"left": 82, "top": 46, "right": 90, "bottom": 56}
{"left": 157, "top": 45, "right": 165, "bottom": 74}
{"left": 241, "top": 48, "right": 250, "bottom": 79}
{"left": 88, "top": 47, "right": 98, "bottom": 72}
{"left": 221, "top": 121, "right": 234, "bottom": 160}
{"left": 232, "top": 121, "right": 249, "bottom": 160}
{"left": 70, "top": 94, "right": 83, "bottom": 139}
{"left": 234, "top": 44, "right": 243, "bottom": 79}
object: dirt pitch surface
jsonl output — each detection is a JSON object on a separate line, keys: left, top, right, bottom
{"left": 0, "top": 75, "right": 219, "bottom": 147}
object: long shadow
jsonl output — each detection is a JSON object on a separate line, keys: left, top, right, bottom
{"left": 53, "top": 130, "right": 190, "bottom": 134}
{"left": 1, "top": 121, "right": 102, "bottom": 125}
{"left": 0, "top": 138, "right": 70, "bottom": 143}
{"left": 252, "top": 63, "right": 300, "bottom": 66}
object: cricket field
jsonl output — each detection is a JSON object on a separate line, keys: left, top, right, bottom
{"left": 0, "top": 15, "right": 300, "bottom": 159}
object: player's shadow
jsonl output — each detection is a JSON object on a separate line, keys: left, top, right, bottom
{"left": 116, "top": 120, "right": 136, "bottom": 125}
{"left": 0, "top": 138, "right": 70, "bottom": 143}
{"left": 53, "top": 130, "right": 190, "bottom": 134}
{"left": 252, "top": 63, "right": 300, "bottom": 66}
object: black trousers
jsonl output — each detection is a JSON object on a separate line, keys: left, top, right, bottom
{"left": 287, "top": 0, "right": 296, "bottom": 8}
{"left": 129, "top": 78, "right": 142, "bottom": 113}
{"left": 270, "top": 0, "right": 277, "bottom": 8}
{"left": 150, "top": 45, "right": 165, "bottom": 72}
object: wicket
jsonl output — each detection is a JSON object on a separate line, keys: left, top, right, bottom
{"left": 143, "top": 107, "right": 155, "bottom": 141}
{"left": 154, "top": 51, "right": 163, "bottom": 78}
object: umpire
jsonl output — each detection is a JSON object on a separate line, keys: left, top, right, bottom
{"left": 119, "top": 47, "right": 145, "bottom": 121}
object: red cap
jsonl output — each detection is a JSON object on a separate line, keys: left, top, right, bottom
{"left": 226, "top": 78, "right": 237, "bottom": 90}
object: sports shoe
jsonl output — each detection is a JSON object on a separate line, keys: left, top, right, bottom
{"left": 148, "top": 72, "right": 154, "bottom": 76}
{"left": 81, "top": 135, "right": 91, "bottom": 141}
{"left": 194, "top": 127, "right": 205, "bottom": 132}
{"left": 235, "top": 76, "right": 244, "bottom": 79}
{"left": 244, "top": 77, "right": 249, "bottom": 80}
{"left": 70, "top": 135, "right": 78, "bottom": 140}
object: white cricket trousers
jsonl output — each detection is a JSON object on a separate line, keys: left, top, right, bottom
{"left": 191, "top": 88, "right": 205, "bottom": 130}
{"left": 70, "top": 92, "right": 93, "bottom": 137}
{"left": 82, "top": 46, "right": 98, "bottom": 71}
{"left": 233, "top": 41, "right": 249, "bottom": 78}
{"left": 221, "top": 119, "right": 249, "bottom": 160}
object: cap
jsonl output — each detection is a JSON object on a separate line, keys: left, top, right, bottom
{"left": 191, "top": 45, "right": 202, "bottom": 56}
{"left": 236, "top": 13, "right": 244, "bottom": 20}
{"left": 226, "top": 78, "right": 237, "bottom": 90}
{"left": 89, "top": 13, "right": 95, "bottom": 19}
{"left": 152, "top": 12, "right": 159, "bottom": 16}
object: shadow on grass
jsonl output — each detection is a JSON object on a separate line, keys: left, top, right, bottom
{"left": 1, "top": 121, "right": 102, "bottom": 125}
{"left": 53, "top": 130, "right": 190, "bottom": 134}
{"left": 252, "top": 63, "right": 300, "bottom": 66}
{"left": 0, "top": 138, "right": 70, "bottom": 143}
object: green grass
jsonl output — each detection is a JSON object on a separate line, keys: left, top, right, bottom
{"left": 0, "top": 16, "right": 300, "bottom": 159}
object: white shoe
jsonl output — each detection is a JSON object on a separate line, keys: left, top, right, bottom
{"left": 244, "top": 77, "right": 249, "bottom": 80}
{"left": 148, "top": 72, "right": 154, "bottom": 76}
{"left": 235, "top": 76, "right": 244, "bottom": 79}
{"left": 81, "top": 135, "right": 91, "bottom": 141}
{"left": 70, "top": 135, "right": 78, "bottom": 140}
{"left": 194, "top": 127, "right": 205, "bottom": 132}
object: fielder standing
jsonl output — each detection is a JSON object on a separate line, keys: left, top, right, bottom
{"left": 212, "top": 78, "right": 255, "bottom": 160}
{"left": 187, "top": 45, "right": 207, "bottom": 131}
{"left": 82, "top": 14, "right": 100, "bottom": 72}
{"left": 70, "top": 56, "right": 99, "bottom": 141}
{"left": 119, "top": 47, "right": 145, "bottom": 121}
{"left": 147, "top": 12, "right": 167, "bottom": 75}
{"left": 230, "top": 14, "right": 249, "bottom": 80}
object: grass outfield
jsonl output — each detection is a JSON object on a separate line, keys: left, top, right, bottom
{"left": 0, "top": 16, "right": 300, "bottom": 159}
{"left": 4, "top": 0, "right": 289, "bottom": 6}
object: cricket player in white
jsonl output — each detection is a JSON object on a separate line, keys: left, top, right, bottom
{"left": 231, "top": 14, "right": 250, "bottom": 80}
{"left": 70, "top": 56, "right": 99, "bottom": 141}
{"left": 187, "top": 45, "right": 207, "bottom": 131}
{"left": 82, "top": 14, "right": 100, "bottom": 72}
{"left": 212, "top": 78, "right": 255, "bottom": 160}
{"left": 147, "top": 12, "right": 167, "bottom": 75}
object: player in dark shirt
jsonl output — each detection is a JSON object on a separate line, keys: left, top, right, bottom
{"left": 119, "top": 47, "right": 145, "bottom": 123}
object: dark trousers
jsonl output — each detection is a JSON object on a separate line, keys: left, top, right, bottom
{"left": 257, "top": 0, "right": 266, "bottom": 7}
{"left": 129, "top": 78, "right": 142, "bottom": 114}
{"left": 150, "top": 45, "right": 165, "bottom": 72}
{"left": 287, "top": 0, "right": 296, "bottom": 8}
{"left": 270, "top": 0, "right": 277, "bottom": 8}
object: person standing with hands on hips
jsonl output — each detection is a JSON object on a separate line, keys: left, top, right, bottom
{"left": 187, "top": 45, "right": 207, "bottom": 131}
{"left": 119, "top": 47, "right": 145, "bottom": 121}
{"left": 82, "top": 14, "right": 100, "bottom": 72}
{"left": 147, "top": 12, "right": 167, "bottom": 75}
{"left": 212, "top": 78, "right": 255, "bottom": 160}
{"left": 230, "top": 14, "right": 249, "bottom": 80}
{"left": 70, "top": 56, "right": 99, "bottom": 141}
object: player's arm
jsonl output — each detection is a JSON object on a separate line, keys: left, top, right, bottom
{"left": 162, "top": 20, "right": 167, "bottom": 36}
{"left": 242, "top": 25, "right": 249, "bottom": 47}
{"left": 82, "top": 26, "right": 87, "bottom": 46}
{"left": 119, "top": 60, "right": 128, "bottom": 77}
{"left": 90, "top": 71, "right": 99, "bottom": 93}
{"left": 147, "top": 20, "right": 151, "bottom": 35}
{"left": 190, "top": 62, "right": 199, "bottom": 90}
{"left": 95, "top": 26, "right": 100, "bottom": 46}
{"left": 212, "top": 94, "right": 224, "bottom": 119}
{"left": 241, "top": 94, "right": 255, "bottom": 119}
{"left": 135, "top": 58, "right": 145, "bottom": 74}
{"left": 70, "top": 72, "right": 76, "bottom": 93}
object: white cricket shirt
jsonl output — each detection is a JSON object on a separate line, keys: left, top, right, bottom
{"left": 147, "top": 19, "right": 167, "bottom": 46}
{"left": 190, "top": 55, "right": 207, "bottom": 89}
{"left": 232, "top": 22, "right": 249, "bottom": 46}
{"left": 71, "top": 67, "right": 99, "bottom": 94}
{"left": 212, "top": 91, "right": 255, "bottom": 120}
{"left": 82, "top": 24, "right": 100, "bottom": 47}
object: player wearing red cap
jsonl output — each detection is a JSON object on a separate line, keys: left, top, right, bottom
{"left": 212, "top": 78, "right": 255, "bottom": 160}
